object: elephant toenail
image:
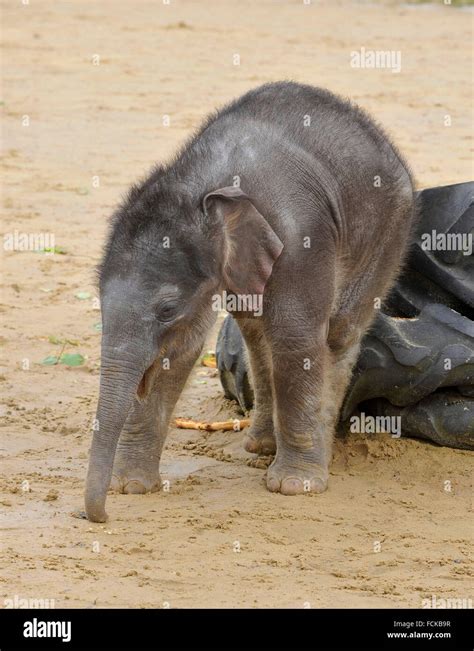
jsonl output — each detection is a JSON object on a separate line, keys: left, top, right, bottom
{"left": 244, "top": 436, "right": 260, "bottom": 453}
{"left": 266, "top": 477, "right": 281, "bottom": 492}
{"left": 110, "top": 474, "right": 122, "bottom": 492}
{"left": 123, "top": 480, "right": 146, "bottom": 494}
{"left": 280, "top": 477, "right": 304, "bottom": 495}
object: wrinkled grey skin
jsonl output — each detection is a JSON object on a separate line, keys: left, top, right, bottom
{"left": 85, "top": 82, "right": 416, "bottom": 522}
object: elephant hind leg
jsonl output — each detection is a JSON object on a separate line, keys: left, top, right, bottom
{"left": 324, "top": 340, "right": 362, "bottom": 438}
{"left": 325, "top": 255, "right": 402, "bottom": 431}
{"left": 236, "top": 316, "right": 276, "bottom": 456}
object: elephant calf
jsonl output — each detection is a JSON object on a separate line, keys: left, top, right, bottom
{"left": 85, "top": 81, "right": 416, "bottom": 522}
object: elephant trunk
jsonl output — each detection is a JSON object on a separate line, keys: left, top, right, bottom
{"left": 85, "top": 343, "right": 147, "bottom": 522}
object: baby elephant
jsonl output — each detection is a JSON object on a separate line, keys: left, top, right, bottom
{"left": 85, "top": 81, "right": 416, "bottom": 522}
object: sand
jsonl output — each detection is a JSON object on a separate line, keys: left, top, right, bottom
{"left": 1, "top": 0, "right": 472, "bottom": 608}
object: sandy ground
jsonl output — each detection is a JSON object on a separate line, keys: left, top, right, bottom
{"left": 1, "top": 0, "right": 473, "bottom": 609}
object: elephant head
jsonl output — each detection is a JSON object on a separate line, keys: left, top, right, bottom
{"left": 84, "top": 183, "right": 283, "bottom": 521}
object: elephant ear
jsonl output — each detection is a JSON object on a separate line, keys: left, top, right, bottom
{"left": 203, "top": 186, "right": 283, "bottom": 296}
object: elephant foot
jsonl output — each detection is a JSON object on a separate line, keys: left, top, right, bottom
{"left": 266, "top": 454, "right": 328, "bottom": 495}
{"left": 244, "top": 424, "right": 276, "bottom": 455}
{"left": 110, "top": 473, "right": 162, "bottom": 494}
{"left": 110, "top": 446, "right": 162, "bottom": 494}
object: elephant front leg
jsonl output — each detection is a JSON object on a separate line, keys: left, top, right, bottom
{"left": 266, "top": 329, "right": 333, "bottom": 495}
{"left": 110, "top": 396, "right": 164, "bottom": 494}
{"left": 111, "top": 345, "right": 204, "bottom": 495}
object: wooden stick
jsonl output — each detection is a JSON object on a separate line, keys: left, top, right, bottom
{"left": 174, "top": 417, "right": 250, "bottom": 432}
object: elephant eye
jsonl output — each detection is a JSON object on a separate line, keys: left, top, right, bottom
{"left": 155, "top": 301, "right": 180, "bottom": 324}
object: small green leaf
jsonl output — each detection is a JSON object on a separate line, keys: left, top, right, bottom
{"left": 75, "top": 291, "right": 92, "bottom": 300}
{"left": 42, "top": 355, "right": 59, "bottom": 365}
{"left": 48, "top": 336, "right": 79, "bottom": 346}
{"left": 36, "top": 246, "right": 67, "bottom": 255}
{"left": 93, "top": 322, "right": 102, "bottom": 331}
{"left": 60, "top": 353, "right": 85, "bottom": 367}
